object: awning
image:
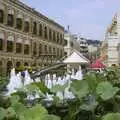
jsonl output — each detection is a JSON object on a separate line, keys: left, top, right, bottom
{"left": 91, "top": 60, "right": 106, "bottom": 68}
{"left": 63, "top": 51, "right": 89, "bottom": 64}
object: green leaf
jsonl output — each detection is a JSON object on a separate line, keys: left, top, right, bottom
{"left": 0, "top": 108, "right": 6, "bottom": 120}
{"left": 51, "top": 82, "right": 68, "bottom": 93}
{"left": 12, "top": 102, "right": 27, "bottom": 116}
{"left": 84, "top": 73, "right": 98, "bottom": 93}
{"left": 6, "top": 107, "right": 16, "bottom": 119}
{"left": 80, "top": 101, "right": 98, "bottom": 112}
{"left": 96, "top": 81, "right": 119, "bottom": 100}
{"left": 43, "top": 115, "right": 60, "bottom": 120}
{"left": 22, "top": 104, "right": 48, "bottom": 120}
{"left": 102, "top": 113, "right": 120, "bottom": 120}
{"left": 26, "top": 83, "right": 39, "bottom": 92}
{"left": 34, "top": 82, "right": 50, "bottom": 94}
{"left": 70, "top": 80, "right": 89, "bottom": 99}
{"left": 11, "top": 95, "right": 20, "bottom": 105}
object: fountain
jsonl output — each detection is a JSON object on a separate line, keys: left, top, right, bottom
{"left": 7, "top": 68, "right": 23, "bottom": 95}
{"left": 6, "top": 66, "right": 83, "bottom": 100}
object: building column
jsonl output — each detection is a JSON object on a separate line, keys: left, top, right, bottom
{"left": 30, "top": 18, "right": 33, "bottom": 34}
{"left": 47, "top": 27, "right": 49, "bottom": 41}
{"left": 43, "top": 24, "right": 45, "bottom": 40}
{"left": 37, "top": 23, "right": 39, "bottom": 36}
{"left": 13, "top": 9, "right": 17, "bottom": 28}
{"left": 4, "top": 4, "right": 8, "bottom": 25}
{"left": 4, "top": 31, "right": 7, "bottom": 52}
{"left": 2, "top": 58, "right": 7, "bottom": 74}
{"left": 36, "top": 42, "right": 39, "bottom": 57}
{"left": 22, "top": 15, "right": 24, "bottom": 32}
{"left": 29, "top": 40, "right": 32, "bottom": 56}
{"left": 22, "top": 40, "right": 24, "bottom": 55}
{"left": 14, "top": 35, "right": 16, "bottom": 53}
{"left": 51, "top": 30, "right": 53, "bottom": 42}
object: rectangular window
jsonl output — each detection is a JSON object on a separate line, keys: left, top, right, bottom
{"left": 44, "top": 27, "right": 48, "bottom": 39}
{"left": 33, "top": 43, "right": 37, "bottom": 55}
{"left": 16, "top": 18, "right": 22, "bottom": 30}
{"left": 16, "top": 43, "right": 22, "bottom": 53}
{"left": 49, "top": 29, "right": 52, "bottom": 40}
{"left": 7, "top": 41, "right": 13, "bottom": 52}
{"left": 33, "top": 22, "right": 37, "bottom": 35}
{"left": 7, "top": 14, "right": 14, "bottom": 27}
{"left": 45, "top": 45, "right": 47, "bottom": 54}
{"left": 0, "top": 39, "right": 3, "bottom": 50}
{"left": 39, "top": 24, "right": 42, "bottom": 36}
{"left": 53, "top": 31, "right": 56, "bottom": 42}
{"left": 0, "top": 10, "right": 4, "bottom": 23}
{"left": 49, "top": 46, "right": 51, "bottom": 54}
{"left": 39, "top": 44, "right": 42, "bottom": 55}
{"left": 24, "top": 21, "right": 29, "bottom": 32}
{"left": 24, "top": 44, "right": 29, "bottom": 55}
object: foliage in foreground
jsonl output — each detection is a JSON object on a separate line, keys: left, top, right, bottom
{"left": 1, "top": 67, "right": 120, "bottom": 120}
{"left": 0, "top": 95, "right": 60, "bottom": 120}
{"left": 48, "top": 68, "right": 120, "bottom": 120}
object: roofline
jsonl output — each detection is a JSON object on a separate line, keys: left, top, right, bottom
{"left": 9, "top": 0, "right": 64, "bottom": 30}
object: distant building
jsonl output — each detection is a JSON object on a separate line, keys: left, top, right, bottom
{"left": 87, "top": 40, "right": 101, "bottom": 53}
{"left": 79, "top": 38, "right": 101, "bottom": 61}
{"left": 79, "top": 38, "right": 88, "bottom": 57}
{"left": 100, "top": 39, "right": 107, "bottom": 65}
{"left": 64, "top": 31, "right": 81, "bottom": 56}
{"left": 101, "top": 13, "right": 120, "bottom": 66}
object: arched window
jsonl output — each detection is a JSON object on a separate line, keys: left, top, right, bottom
{"left": 60, "top": 34, "right": 63, "bottom": 45}
{"left": 33, "top": 43, "right": 37, "bottom": 55}
{"left": 0, "top": 31, "right": 4, "bottom": 51}
{"left": 7, "top": 8, "right": 14, "bottom": 27}
{"left": 57, "top": 33, "right": 59, "bottom": 43}
{"left": 0, "top": 9, "right": 4, "bottom": 23}
{"left": 39, "top": 44, "right": 42, "bottom": 55}
{"left": 39, "top": 24, "right": 42, "bottom": 36}
{"left": 7, "top": 61, "right": 13, "bottom": 74}
{"left": 0, "top": 61, "right": 2, "bottom": 73}
{"left": 60, "top": 50, "right": 63, "bottom": 58}
{"left": 16, "top": 38, "right": 22, "bottom": 53}
{"left": 24, "top": 44, "right": 29, "bottom": 55}
{"left": 53, "top": 31, "right": 56, "bottom": 42}
{"left": 57, "top": 48, "right": 59, "bottom": 57}
{"left": 49, "top": 46, "right": 51, "bottom": 54}
{"left": 33, "top": 21, "right": 37, "bottom": 34}
{"left": 44, "top": 45, "right": 47, "bottom": 54}
{"left": 53, "top": 47, "right": 56, "bottom": 54}
{"left": 49, "top": 28, "right": 52, "bottom": 40}
{"left": 7, "top": 35, "right": 14, "bottom": 52}
{"left": 24, "top": 21, "right": 29, "bottom": 32}
{"left": 24, "top": 40, "right": 30, "bottom": 55}
{"left": 7, "top": 14, "right": 14, "bottom": 26}
{"left": 44, "top": 26, "right": 47, "bottom": 39}
{"left": 16, "top": 18, "right": 22, "bottom": 30}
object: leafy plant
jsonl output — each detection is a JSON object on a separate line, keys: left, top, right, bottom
{"left": 96, "top": 81, "right": 119, "bottom": 101}
{"left": 102, "top": 113, "right": 120, "bottom": 120}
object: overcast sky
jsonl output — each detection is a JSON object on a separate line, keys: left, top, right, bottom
{"left": 20, "top": 0, "right": 120, "bottom": 40}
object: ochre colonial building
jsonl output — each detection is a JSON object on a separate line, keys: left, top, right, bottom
{"left": 0, "top": 0, "right": 64, "bottom": 73}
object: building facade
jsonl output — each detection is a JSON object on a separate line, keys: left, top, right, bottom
{"left": 100, "top": 39, "right": 108, "bottom": 65}
{"left": 87, "top": 39, "right": 101, "bottom": 62}
{"left": 0, "top": 0, "right": 64, "bottom": 73}
{"left": 101, "top": 13, "right": 120, "bottom": 66}
{"left": 64, "top": 31, "right": 81, "bottom": 56}
{"left": 79, "top": 37, "right": 88, "bottom": 57}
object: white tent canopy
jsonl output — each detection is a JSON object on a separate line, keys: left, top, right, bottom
{"left": 63, "top": 51, "right": 89, "bottom": 64}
